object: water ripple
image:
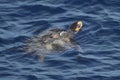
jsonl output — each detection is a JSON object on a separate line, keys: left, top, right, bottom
{"left": 0, "top": 0, "right": 120, "bottom": 80}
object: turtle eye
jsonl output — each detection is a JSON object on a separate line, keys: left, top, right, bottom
{"left": 77, "top": 25, "right": 81, "bottom": 29}
{"left": 78, "top": 25, "right": 81, "bottom": 28}
{"left": 77, "top": 21, "right": 82, "bottom": 28}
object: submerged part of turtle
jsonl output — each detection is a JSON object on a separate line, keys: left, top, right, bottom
{"left": 24, "top": 21, "right": 83, "bottom": 62}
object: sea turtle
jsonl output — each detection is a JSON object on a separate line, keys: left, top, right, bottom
{"left": 25, "top": 21, "right": 83, "bottom": 62}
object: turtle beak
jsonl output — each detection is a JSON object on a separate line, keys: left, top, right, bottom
{"left": 74, "top": 21, "right": 83, "bottom": 32}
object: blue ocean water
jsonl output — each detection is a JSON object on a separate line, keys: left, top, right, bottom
{"left": 0, "top": 0, "right": 120, "bottom": 80}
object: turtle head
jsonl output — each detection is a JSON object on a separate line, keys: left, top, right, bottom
{"left": 70, "top": 21, "right": 83, "bottom": 33}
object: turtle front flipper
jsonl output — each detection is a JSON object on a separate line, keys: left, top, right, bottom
{"left": 69, "top": 38, "right": 84, "bottom": 53}
{"left": 37, "top": 54, "right": 45, "bottom": 62}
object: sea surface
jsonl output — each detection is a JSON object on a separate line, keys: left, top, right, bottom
{"left": 0, "top": 0, "right": 120, "bottom": 80}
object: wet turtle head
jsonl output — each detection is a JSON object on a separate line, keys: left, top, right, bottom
{"left": 70, "top": 21, "right": 83, "bottom": 33}
{"left": 60, "top": 21, "right": 82, "bottom": 39}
